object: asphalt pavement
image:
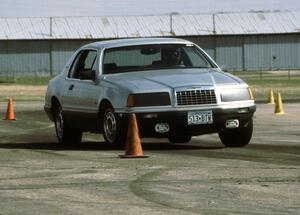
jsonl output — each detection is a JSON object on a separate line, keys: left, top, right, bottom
{"left": 0, "top": 102, "right": 299, "bottom": 214}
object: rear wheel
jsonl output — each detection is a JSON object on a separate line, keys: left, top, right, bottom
{"left": 218, "top": 118, "right": 253, "bottom": 147}
{"left": 102, "top": 105, "right": 127, "bottom": 146}
{"left": 53, "top": 103, "right": 82, "bottom": 145}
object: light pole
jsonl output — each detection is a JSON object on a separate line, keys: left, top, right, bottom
{"left": 170, "top": 12, "right": 179, "bottom": 35}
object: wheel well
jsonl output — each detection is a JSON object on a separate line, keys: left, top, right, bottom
{"left": 51, "top": 97, "right": 60, "bottom": 116}
{"left": 99, "top": 99, "right": 113, "bottom": 116}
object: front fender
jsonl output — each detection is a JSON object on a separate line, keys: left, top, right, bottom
{"left": 98, "top": 80, "right": 131, "bottom": 111}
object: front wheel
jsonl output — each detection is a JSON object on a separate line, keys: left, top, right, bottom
{"left": 218, "top": 118, "right": 253, "bottom": 147}
{"left": 53, "top": 103, "right": 82, "bottom": 145}
{"left": 102, "top": 105, "right": 127, "bottom": 146}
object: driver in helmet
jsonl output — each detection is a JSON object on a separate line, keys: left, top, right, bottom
{"left": 161, "top": 48, "right": 182, "bottom": 66}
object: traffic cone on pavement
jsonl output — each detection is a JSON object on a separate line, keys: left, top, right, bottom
{"left": 268, "top": 88, "right": 275, "bottom": 104}
{"left": 120, "top": 113, "right": 148, "bottom": 158}
{"left": 4, "top": 97, "right": 16, "bottom": 120}
{"left": 274, "top": 93, "right": 284, "bottom": 115}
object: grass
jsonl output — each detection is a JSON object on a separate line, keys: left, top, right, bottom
{"left": 231, "top": 71, "right": 300, "bottom": 102}
{"left": 246, "top": 79, "right": 300, "bottom": 103}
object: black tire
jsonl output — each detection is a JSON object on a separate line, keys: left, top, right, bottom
{"left": 168, "top": 134, "right": 191, "bottom": 144}
{"left": 53, "top": 103, "right": 82, "bottom": 145}
{"left": 101, "top": 105, "right": 127, "bottom": 146}
{"left": 218, "top": 118, "right": 253, "bottom": 147}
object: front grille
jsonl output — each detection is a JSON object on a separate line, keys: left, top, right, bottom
{"left": 176, "top": 89, "right": 217, "bottom": 106}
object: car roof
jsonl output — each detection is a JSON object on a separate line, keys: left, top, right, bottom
{"left": 82, "top": 37, "right": 194, "bottom": 49}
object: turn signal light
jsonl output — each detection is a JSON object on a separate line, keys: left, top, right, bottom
{"left": 127, "top": 95, "right": 134, "bottom": 107}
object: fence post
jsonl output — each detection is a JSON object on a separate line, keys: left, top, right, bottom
{"left": 49, "top": 17, "right": 53, "bottom": 77}
{"left": 49, "top": 41, "right": 53, "bottom": 77}
{"left": 260, "top": 68, "right": 262, "bottom": 80}
{"left": 288, "top": 68, "right": 290, "bottom": 81}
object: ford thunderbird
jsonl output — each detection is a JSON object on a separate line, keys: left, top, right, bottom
{"left": 44, "top": 38, "right": 256, "bottom": 147}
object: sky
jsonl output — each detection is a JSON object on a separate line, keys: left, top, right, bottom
{"left": 0, "top": 0, "right": 300, "bottom": 17}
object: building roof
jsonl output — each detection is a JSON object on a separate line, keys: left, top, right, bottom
{"left": 0, "top": 11, "right": 300, "bottom": 40}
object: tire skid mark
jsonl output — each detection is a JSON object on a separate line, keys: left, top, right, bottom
{"left": 0, "top": 180, "right": 128, "bottom": 191}
{"left": 129, "top": 169, "right": 300, "bottom": 214}
{"left": 31, "top": 149, "right": 67, "bottom": 157}
{"left": 24, "top": 124, "right": 54, "bottom": 131}
{"left": 129, "top": 169, "right": 200, "bottom": 214}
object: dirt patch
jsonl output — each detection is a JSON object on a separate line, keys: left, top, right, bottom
{"left": 0, "top": 85, "right": 47, "bottom": 101}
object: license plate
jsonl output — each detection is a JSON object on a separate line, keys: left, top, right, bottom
{"left": 188, "top": 110, "right": 213, "bottom": 125}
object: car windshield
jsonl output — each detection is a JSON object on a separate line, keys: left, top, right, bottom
{"left": 103, "top": 44, "right": 216, "bottom": 74}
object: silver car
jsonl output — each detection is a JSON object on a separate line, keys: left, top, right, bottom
{"left": 44, "top": 38, "right": 256, "bottom": 147}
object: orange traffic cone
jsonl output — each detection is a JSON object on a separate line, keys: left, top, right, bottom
{"left": 4, "top": 97, "right": 16, "bottom": 120}
{"left": 120, "top": 113, "right": 148, "bottom": 158}
{"left": 274, "top": 93, "right": 284, "bottom": 115}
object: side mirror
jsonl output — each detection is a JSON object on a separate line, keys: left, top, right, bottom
{"left": 91, "top": 70, "right": 96, "bottom": 82}
{"left": 80, "top": 69, "right": 96, "bottom": 81}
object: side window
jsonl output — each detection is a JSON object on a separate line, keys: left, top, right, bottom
{"left": 84, "top": 51, "right": 97, "bottom": 70}
{"left": 69, "top": 52, "right": 83, "bottom": 78}
{"left": 68, "top": 50, "right": 97, "bottom": 80}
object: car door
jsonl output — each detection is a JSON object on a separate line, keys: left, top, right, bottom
{"left": 64, "top": 49, "right": 99, "bottom": 129}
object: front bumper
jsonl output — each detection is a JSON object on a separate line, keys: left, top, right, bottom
{"left": 123, "top": 105, "right": 256, "bottom": 137}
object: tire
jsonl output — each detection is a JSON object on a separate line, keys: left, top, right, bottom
{"left": 218, "top": 118, "right": 253, "bottom": 147}
{"left": 168, "top": 134, "right": 191, "bottom": 144}
{"left": 53, "top": 103, "right": 82, "bottom": 145}
{"left": 102, "top": 105, "right": 127, "bottom": 146}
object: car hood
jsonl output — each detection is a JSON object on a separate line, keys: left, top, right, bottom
{"left": 103, "top": 68, "right": 245, "bottom": 92}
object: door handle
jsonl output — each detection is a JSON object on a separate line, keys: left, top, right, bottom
{"left": 69, "top": 84, "right": 74, "bottom": 90}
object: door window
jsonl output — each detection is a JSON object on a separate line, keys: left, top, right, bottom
{"left": 69, "top": 50, "right": 97, "bottom": 80}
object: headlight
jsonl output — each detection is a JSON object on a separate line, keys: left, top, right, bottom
{"left": 127, "top": 92, "right": 171, "bottom": 107}
{"left": 221, "top": 88, "right": 251, "bottom": 102}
